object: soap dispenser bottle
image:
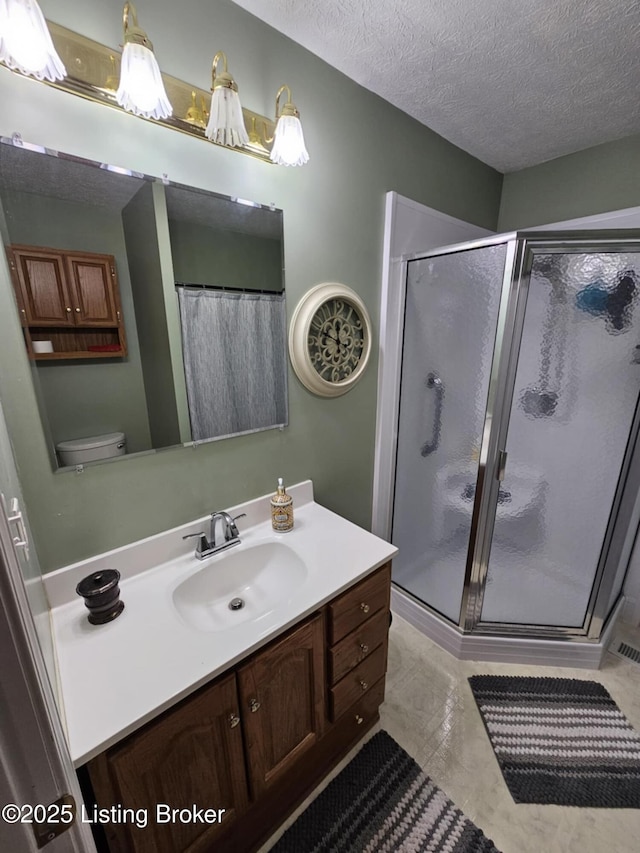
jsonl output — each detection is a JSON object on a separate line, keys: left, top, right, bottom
{"left": 271, "top": 477, "right": 294, "bottom": 532}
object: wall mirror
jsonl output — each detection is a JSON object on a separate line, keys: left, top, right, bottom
{"left": 0, "top": 139, "right": 287, "bottom": 471}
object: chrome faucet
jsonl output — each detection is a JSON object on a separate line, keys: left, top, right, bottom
{"left": 182, "top": 511, "right": 246, "bottom": 560}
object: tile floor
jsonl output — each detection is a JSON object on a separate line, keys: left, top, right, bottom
{"left": 261, "top": 615, "right": 640, "bottom": 853}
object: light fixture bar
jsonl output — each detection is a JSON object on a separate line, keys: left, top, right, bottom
{"left": 18, "top": 21, "right": 276, "bottom": 163}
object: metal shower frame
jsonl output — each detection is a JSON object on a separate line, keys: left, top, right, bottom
{"left": 393, "top": 230, "right": 640, "bottom": 641}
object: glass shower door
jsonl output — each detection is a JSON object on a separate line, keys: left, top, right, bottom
{"left": 479, "top": 249, "right": 640, "bottom": 630}
{"left": 392, "top": 241, "right": 508, "bottom": 622}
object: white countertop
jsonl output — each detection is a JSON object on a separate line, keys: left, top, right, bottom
{"left": 46, "top": 481, "right": 397, "bottom": 767}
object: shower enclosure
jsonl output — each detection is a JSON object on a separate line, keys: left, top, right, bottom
{"left": 391, "top": 232, "right": 640, "bottom": 646}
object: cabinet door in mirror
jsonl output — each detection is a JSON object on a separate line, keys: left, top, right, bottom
{"left": 0, "top": 139, "right": 287, "bottom": 471}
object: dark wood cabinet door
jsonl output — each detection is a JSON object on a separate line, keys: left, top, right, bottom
{"left": 237, "top": 613, "right": 326, "bottom": 799}
{"left": 87, "top": 673, "right": 248, "bottom": 853}
{"left": 66, "top": 252, "right": 119, "bottom": 326}
{"left": 11, "top": 247, "right": 74, "bottom": 326}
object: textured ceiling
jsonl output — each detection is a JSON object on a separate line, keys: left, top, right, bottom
{"left": 231, "top": 0, "right": 640, "bottom": 172}
{"left": 0, "top": 145, "right": 281, "bottom": 239}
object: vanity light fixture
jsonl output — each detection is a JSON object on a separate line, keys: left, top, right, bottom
{"left": 0, "top": 13, "right": 286, "bottom": 164}
{"left": 184, "top": 90, "right": 208, "bottom": 128}
{"left": 269, "top": 84, "right": 309, "bottom": 167}
{"left": 116, "top": 1, "right": 172, "bottom": 120}
{"left": 205, "top": 51, "right": 248, "bottom": 148}
{"left": 0, "top": 0, "right": 65, "bottom": 81}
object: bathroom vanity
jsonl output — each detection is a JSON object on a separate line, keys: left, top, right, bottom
{"left": 44, "top": 481, "right": 396, "bottom": 852}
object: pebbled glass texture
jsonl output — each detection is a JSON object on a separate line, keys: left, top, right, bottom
{"left": 480, "top": 252, "right": 640, "bottom": 627}
{"left": 392, "top": 243, "right": 507, "bottom": 623}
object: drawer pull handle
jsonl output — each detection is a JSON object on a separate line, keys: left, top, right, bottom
{"left": 359, "top": 679, "right": 368, "bottom": 691}
{"left": 359, "top": 643, "right": 369, "bottom": 654}
{"left": 355, "top": 714, "right": 364, "bottom": 725}
{"left": 75, "top": 307, "right": 81, "bottom": 313}
{"left": 229, "top": 713, "right": 240, "bottom": 728}
{"left": 249, "top": 698, "right": 261, "bottom": 713}
{"left": 360, "top": 603, "right": 370, "bottom": 614}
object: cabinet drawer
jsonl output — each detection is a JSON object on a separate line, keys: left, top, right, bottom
{"left": 341, "top": 677, "right": 385, "bottom": 734}
{"left": 328, "top": 562, "right": 391, "bottom": 645}
{"left": 329, "top": 608, "right": 389, "bottom": 685}
{"left": 330, "top": 643, "right": 387, "bottom": 721}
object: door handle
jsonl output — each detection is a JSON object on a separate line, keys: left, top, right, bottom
{"left": 7, "top": 497, "right": 29, "bottom": 559}
{"left": 421, "top": 372, "right": 444, "bottom": 457}
{"left": 497, "top": 450, "right": 508, "bottom": 482}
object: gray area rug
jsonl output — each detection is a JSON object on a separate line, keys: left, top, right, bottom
{"left": 469, "top": 675, "right": 640, "bottom": 807}
{"left": 269, "top": 730, "right": 500, "bottom": 852}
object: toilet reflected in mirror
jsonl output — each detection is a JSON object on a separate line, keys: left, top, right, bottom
{"left": 56, "top": 432, "right": 127, "bottom": 467}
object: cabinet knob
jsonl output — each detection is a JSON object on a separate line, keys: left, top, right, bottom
{"left": 360, "top": 603, "right": 370, "bottom": 614}
{"left": 66, "top": 307, "right": 72, "bottom": 313}
{"left": 75, "top": 307, "right": 81, "bottom": 313}
{"left": 359, "top": 679, "right": 368, "bottom": 691}
{"left": 249, "top": 698, "right": 261, "bottom": 713}
{"left": 228, "top": 713, "right": 240, "bottom": 728}
{"left": 359, "top": 643, "right": 369, "bottom": 654}
{"left": 355, "top": 714, "right": 364, "bottom": 725}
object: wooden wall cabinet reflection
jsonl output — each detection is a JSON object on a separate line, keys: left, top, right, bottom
{"left": 8, "top": 244, "right": 127, "bottom": 359}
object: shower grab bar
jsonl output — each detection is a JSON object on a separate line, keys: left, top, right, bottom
{"left": 421, "top": 372, "right": 444, "bottom": 456}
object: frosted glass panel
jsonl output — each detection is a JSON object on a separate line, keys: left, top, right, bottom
{"left": 481, "top": 252, "right": 640, "bottom": 627}
{"left": 392, "top": 244, "right": 507, "bottom": 621}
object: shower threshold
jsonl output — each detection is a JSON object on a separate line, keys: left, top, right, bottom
{"left": 391, "top": 584, "right": 623, "bottom": 670}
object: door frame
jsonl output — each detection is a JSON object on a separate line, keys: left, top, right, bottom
{"left": 0, "top": 387, "right": 95, "bottom": 851}
{"left": 0, "top": 500, "right": 96, "bottom": 852}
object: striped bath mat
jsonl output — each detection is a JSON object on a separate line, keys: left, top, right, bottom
{"left": 469, "top": 675, "right": 640, "bottom": 807}
{"left": 269, "top": 730, "right": 500, "bottom": 852}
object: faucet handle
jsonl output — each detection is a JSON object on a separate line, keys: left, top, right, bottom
{"left": 225, "top": 513, "right": 246, "bottom": 540}
{"left": 182, "top": 531, "right": 210, "bottom": 554}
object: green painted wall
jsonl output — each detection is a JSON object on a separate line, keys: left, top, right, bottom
{"left": 151, "top": 183, "right": 193, "bottom": 444}
{"left": 122, "top": 184, "right": 183, "bottom": 449}
{"left": 499, "top": 133, "right": 640, "bottom": 230}
{"left": 1, "top": 189, "right": 152, "bottom": 454}
{"left": 0, "top": 0, "right": 501, "bottom": 572}
{"left": 169, "top": 219, "right": 282, "bottom": 292}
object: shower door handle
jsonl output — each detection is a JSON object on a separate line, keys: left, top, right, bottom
{"left": 497, "top": 450, "right": 508, "bottom": 481}
{"left": 421, "top": 372, "right": 444, "bottom": 457}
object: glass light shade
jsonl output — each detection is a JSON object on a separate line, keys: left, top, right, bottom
{"left": 205, "top": 87, "right": 249, "bottom": 147}
{"left": 116, "top": 41, "right": 172, "bottom": 120}
{"left": 270, "top": 114, "right": 309, "bottom": 167}
{"left": 0, "top": 0, "right": 65, "bottom": 81}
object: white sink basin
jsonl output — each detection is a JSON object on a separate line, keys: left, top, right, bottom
{"left": 172, "top": 541, "right": 307, "bottom": 632}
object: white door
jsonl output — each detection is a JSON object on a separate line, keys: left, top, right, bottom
{"left": 0, "top": 399, "right": 95, "bottom": 852}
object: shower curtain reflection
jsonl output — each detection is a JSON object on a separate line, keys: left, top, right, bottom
{"left": 177, "top": 287, "right": 287, "bottom": 441}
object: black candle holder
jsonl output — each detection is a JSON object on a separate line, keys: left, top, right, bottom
{"left": 76, "top": 569, "right": 125, "bottom": 625}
